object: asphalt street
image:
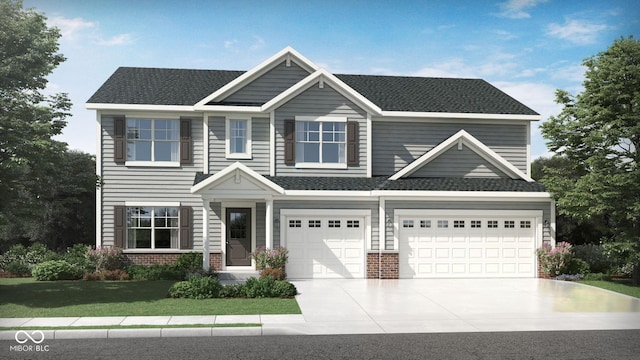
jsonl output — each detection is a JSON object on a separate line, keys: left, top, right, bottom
{"left": 2, "top": 330, "right": 639, "bottom": 360}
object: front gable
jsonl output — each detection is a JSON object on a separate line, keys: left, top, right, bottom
{"left": 409, "top": 144, "right": 507, "bottom": 178}
{"left": 191, "top": 162, "right": 284, "bottom": 199}
{"left": 195, "top": 47, "right": 318, "bottom": 109}
{"left": 389, "top": 130, "right": 533, "bottom": 182}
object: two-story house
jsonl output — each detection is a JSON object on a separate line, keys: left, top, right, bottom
{"left": 87, "top": 47, "right": 555, "bottom": 279}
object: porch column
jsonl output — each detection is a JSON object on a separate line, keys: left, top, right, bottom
{"left": 265, "top": 198, "right": 273, "bottom": 249}
{"left": 202, "top": 200, "right": 210, "bottom": 271}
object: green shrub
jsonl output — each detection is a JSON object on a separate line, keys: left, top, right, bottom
{"left": 272, "top": 280, "right": 297, "bottom": 297}
{"left": 86, "top": 246, "right": 127, "bottom": 271}
{"left": 126, "top": 264, "right": 185, "bottom": 280}
{"left": 573, "top": 244, "right": 613, "bottom": 274}
{"left": 62, "top": 244, "right": 94, "bottom": 271}
{"left": 260, "top": 267, "right": 286, "bottom": 280}
{"left": 0, "top": 243, "right": 58, "bottom": 273}
{"left": 244, "top": 276, "right": 277, "bottom": 298}
{"left": 32, "top": 260, "right": 83, "bottom": 281}
{"left": 83, "top": 269, "right": 130, "bottom": 281}
{"left": 5, "top": 261, "right": 31, "bottom": 276}
{"left": 567, "top": 258, "right": 590, "bottom": 275}
{"left": 168, "top": 276, "right": 222, "bottom": 299}
{"left": 175, "top": 252, "right": 203, "bottom": 272}
{"left": 602, "top": 241, "right": 640, "bottom": 276}
{"left": 251, "top": 247, "right": 288, "bottom": 271}
{"left": 584, "top": 273, "right": 612, "bottom": 281}
{"left": 219, "top": 283, "right": 246, "bottom": 298}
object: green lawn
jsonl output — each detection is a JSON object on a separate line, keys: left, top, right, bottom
{"left": 580, "top": 279, "right": 640, "bottom": 298}
{"left": 0, "top": 278, "right": 300, "bottom": 318}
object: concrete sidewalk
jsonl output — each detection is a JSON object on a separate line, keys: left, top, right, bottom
{"left": 2, "top": 279, "right": 640, "bottom": 339}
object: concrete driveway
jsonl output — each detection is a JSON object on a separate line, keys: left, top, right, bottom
{"left": 283, "top": 279, "right": 640, "bottom": 335}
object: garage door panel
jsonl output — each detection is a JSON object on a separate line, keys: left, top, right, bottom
{"left": 399, "top": 213, "right": 537, "bottom": 278}
{"left": 285, "top": 214, "right": 365, "bottom": 279}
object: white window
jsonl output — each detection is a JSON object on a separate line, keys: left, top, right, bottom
{"left": 504, "top": 220, "right": 515, "bottom": 228}
{"left": 471, "top": 220, "right": 482, "bottom": 228}
{"left": 403, "top": 220, "right": 414, "bottom": 228}
{"left": 226, "top": 118, "right": 252, "bottom": 159}
{"left": 420, "top": 220, "right": 431, "bottom": 228}
{"left": 289, "top": 220, "right": 301, "bottom": 228}
{"left": 295, "top": 119, "right": 346, "bottom": 167}
{"left": 127, "top": 119, "right": 179, "bottom": 163}
{"left": 309, "top": 220, "right": 321, "bottom": 228}
{"left": 520, "top": 220, "right": 532, "bottom": 228}
{"left": 454, "top": 220, "right": 465, "bottom": 228}
{"left": 347, "top": 220, "right": 360, "bottom": 228}
{"left": 328, "top": 220, "right": 341, "bottom": 228}
{"left": 127, "top": 207, "right": 179, "bottom": 249}
{"left": 437, "top": 220, "right": 449, "bottom": 228}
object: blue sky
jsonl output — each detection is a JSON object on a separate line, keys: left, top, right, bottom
{"left": 24, "top": 0, "right": 640, "bottom": 159}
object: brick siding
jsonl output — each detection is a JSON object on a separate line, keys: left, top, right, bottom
{"left": 125, "top": 252, "right": 222, "bottom": 271}
{"left": 365, "top": 251, "right": 399, "bottom": 279}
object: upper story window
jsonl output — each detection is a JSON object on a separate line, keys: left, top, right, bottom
{"left": 126, "top": 118, "right": 179, "bottom": 162}
{"left": 296, "top": 120, "right": 346, "bottom": 166}
{"left": 114, "top": 116, "right": 192, "bottom": 167}
{"left": 284, "top": 116, "right": 358, "bottom": 168}
{"left": 226, "top": 118, "right": 252, "bottom": 159}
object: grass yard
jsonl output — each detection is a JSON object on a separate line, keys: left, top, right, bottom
{"left": 580, "top": 279, "right": 640, "bottom": 298}
{"left": 0, "top": 278, "right": 301, "bottom": 318}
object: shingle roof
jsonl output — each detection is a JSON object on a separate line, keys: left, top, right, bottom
{"left": 88, "top": 67, "right": 538, "bottom": 115}
{"left": 192, "top": 173, "right": 546, "bottom": 192}
{"left": 87, "top": 67, "right": 244, "bottom": 105}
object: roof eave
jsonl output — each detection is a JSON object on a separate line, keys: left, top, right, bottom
{"left": 85, "top": 103, "right": 195, "bottom": 111}
{"left": 380, "top": 111, "right": 541, "bottom": 121}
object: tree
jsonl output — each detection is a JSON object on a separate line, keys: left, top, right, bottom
{"left": 541, "top": 36, "right": 640, "bottom": 282}
{"left": 0, "top": 0, "right": 71, "bottom": 249}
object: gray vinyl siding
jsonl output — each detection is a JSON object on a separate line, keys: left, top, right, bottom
{"left": 208, "top": 202, "right": 222, "bottom": 251}
{"left": 223, "top": 61, "right": 310, "bottom": 104}
{"left": 208, "top": 116, "right": 270, "bottom": 175}
{"left": 409, "top": 145, "right": 506, "bottom": 178}
{"left": 275, "top": 83, "right": 368, "bottom": 176}
{"left": 101, "top": 115, "right": 205, "bottom": 249}
{"left": 273, "top": 200, "right": 380, "bottom": 249}
{"left": 384, "top": 201, "right": 552, "bottom": 250}
{"left": 372, "top": 121, "right": 527, "bottom": 176}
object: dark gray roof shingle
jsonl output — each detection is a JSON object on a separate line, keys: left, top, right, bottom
{"left": 192, "top": 173, "right": 546, "bottom": 192}
{"left": 88, "top": 67, "right": 538, "bottom": 115}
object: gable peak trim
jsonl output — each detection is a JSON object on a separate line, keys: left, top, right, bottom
{"left": 194, "top": 46, "right": 318, "bottom": 108}
{"left": 388, "top": 130, "right": 534, "bottom": 182}
{"left": 190, "top": 162, "right": 285, "bottom": 195}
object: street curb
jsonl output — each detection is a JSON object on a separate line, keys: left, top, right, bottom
{"left": 0, "top": 326, "right": 266, "bottom": 340}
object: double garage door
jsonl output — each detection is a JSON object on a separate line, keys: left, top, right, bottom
{"left": 284, "top": 210, "right": 367, "bottom": 279}
{"left": 283, "top": 209, "right": 539, "bottom": 279}
{"left": 398, "top": 210, "right": 539, "bottom": 278}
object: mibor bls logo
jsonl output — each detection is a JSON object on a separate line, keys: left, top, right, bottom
{"left": 10, "top": 330, "right": 50, "bottom": 352}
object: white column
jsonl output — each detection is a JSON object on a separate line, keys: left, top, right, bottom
{"left": 265, "top": 198, "right": 273, "bottom": 249}
{"left": 379, "top": 197, "right": 386, "bottom": 251}
{"left": 202, "top": 200, "right": 210, "bottom": 271}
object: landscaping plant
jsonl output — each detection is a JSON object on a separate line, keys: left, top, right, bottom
{"left": 536, "top": 242, "right": 573, "bottom": 277}
{"left": 32, "top": 260, "right": 83, "bottom": 281}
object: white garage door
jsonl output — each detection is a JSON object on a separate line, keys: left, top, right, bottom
{"left": 283, "top": 211, "right": 366, "bottom": 279}
{"left": 398, "top": 210, "right": 539, "bottom": 278}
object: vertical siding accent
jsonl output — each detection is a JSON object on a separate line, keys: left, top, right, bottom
{"left": 347, "top": 121, "right": 359, "bottom": 166}
{"left": 114, "top": 206, "right": 126, "bottom": 248}
{"left": 180, "top": 117, "right": 192, "bottom": 164}
{"left": 284, "top": 120, "right": 295, "bottom": 165}
{"left": 275, "top": 84, "right": 368, "bottom": 177}
{"left": 256, "top": 203, "right": 266, "bottom": 249}
{"left": 372, "top": 121, "right": 528, "bottom": 176}
{"left": 114, "top": 116, "right": 126, "bottom": 164}
{"left": 179, "top": 206, "right": 192, "bottom": 249}
{"left": 223, "top": 61, "right": 311, "bottom": 104}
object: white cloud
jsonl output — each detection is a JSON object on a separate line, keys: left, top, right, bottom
{"left": 412, "top": 53, "right": 519, "bottom": 79}
{"left": 494, "top": 0, "right": 548, "bottom": 19}
{"left": 48, "top": 15, "right": 133, "bottom": 47}
{"left": 224, "top": 39, "right": 238, "bottom": 49}
{"left": 94, "top": 33, "right": 133, "bottom": 46}
{"left": 546, "top": 19, "right": 608, "bottom": 45}
{"left": 48, "top": 16, "right": 96, "bottom": 40}
{"left": 493, "top": 29, "right": 518, "bottom": 40}
{"left": 249, "top": 36, "right": 266, "bottom": 51}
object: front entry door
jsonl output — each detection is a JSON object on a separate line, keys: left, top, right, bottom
{"left": 226, "top": 208, "right": 252, "bottom": 266}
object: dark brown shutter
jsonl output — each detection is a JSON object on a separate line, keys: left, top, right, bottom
{"left": 180, "top": 117, "right": 192, "bottom": 165}
{"left": 114, "top": 206, "right": 126, "bottom": 248}
{"left": 347, "top": 121, "right": 359, "bottom": 166}
{"left": 114, "top": 116, "right": 126, "bottom": 164}
{"left": 284, "top": 119, "right": 295, "bottom": 165}
{"left": 179, "top": 206, "right": 192, "bottom": 249}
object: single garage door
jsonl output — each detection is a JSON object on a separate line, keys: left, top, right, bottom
{"left": 398, "top": 210, "right": 539, "bottom": 278}
{"left": 283, "top": 210, "right": 367, "bottom": 279}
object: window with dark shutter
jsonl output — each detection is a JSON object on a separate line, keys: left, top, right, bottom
{"left": 180, "top": 117, "right": 192, "bottom": 164}
{"left": 114, "top": 206, "right": 126, "bottom": 248}
{"left": 347, "top": 121, "right": 359, "bottom": 166}
{"left": 284, "top": 119, "right": 295, "bottom": 165}
{"left": 179, "top": 206, "right": 192, "bottom": 249}
{"left": 114, "top": 116, "right": 126, "bottom": 164}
